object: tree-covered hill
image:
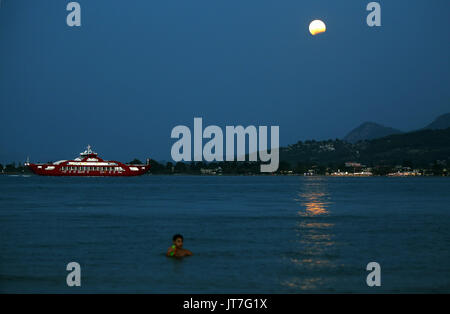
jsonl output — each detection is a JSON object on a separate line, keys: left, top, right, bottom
{"left": 280, "top": 127, "right": 450, "bottom": 168}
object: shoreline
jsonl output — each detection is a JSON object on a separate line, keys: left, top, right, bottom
{"left": 1, "top": 172, "right": 448, "bottom": 178}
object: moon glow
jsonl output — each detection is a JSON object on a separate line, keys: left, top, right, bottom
{"left": 309, "top": 20, "right": 326, "bottom": 35}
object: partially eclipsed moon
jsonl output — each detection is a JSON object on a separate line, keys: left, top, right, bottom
{"left": 309, "top": 19, "right": 326, "bottom": 35}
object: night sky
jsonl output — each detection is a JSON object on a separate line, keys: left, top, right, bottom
{"left": 1, "top": 0, "right": 449, "bottom": 163}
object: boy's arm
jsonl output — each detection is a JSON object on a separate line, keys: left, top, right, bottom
{"left": 166, "top": 246, "right": 176, "bottom": 257}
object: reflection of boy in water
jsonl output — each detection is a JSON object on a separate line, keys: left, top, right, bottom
{"left": 166, "top": 234, "right": 193, "bottom": 257}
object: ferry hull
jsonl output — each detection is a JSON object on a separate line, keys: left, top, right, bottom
{"left": 26, "top": 146, "right": 151, "bottom": 177}
{"left": 28, "top": 164, "right": 151, "bottom": 177}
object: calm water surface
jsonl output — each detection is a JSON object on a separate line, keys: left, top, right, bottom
{"left": 1, "top": 175, "right": 449, "bottom": 293}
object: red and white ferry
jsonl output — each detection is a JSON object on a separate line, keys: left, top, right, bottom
{"left": 26, "top": 145, "right": 150, "bottom": 177}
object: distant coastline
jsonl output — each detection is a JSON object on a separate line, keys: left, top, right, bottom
{"left": 1, "top": 161, "right": 448, "bottom": 177}
{"left": 2, "top": 123, "right": 449, "bottom": 177}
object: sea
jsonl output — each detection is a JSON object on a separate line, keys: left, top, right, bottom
{"left": 1, "top": 175, "right": 449, "bottom": 293}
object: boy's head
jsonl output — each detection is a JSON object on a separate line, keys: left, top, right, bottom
{"left": 172, "top": 234, "right": 184, "bottom": 248}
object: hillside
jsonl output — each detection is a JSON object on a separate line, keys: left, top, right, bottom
{"left": 424, "top": 113, "right": 450, "bottom": 130}
{"left": 280, "top": 127, "right": 450, "bottom": 167}
{"left": 343, "top": 122, "right": 402, "bottom": 143}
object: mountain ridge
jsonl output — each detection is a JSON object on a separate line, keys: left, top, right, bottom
{"left": 343, "top": 112, "right": 449, "bottom": 143}
{"left": 423, "top": 113, "right": 450, "bottom": 130}
{"left": 343, "top": 122, "right": 402, "bottom": 143}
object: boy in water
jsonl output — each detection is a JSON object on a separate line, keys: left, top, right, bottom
{"left": 166, "top": 234, "right": 193, "bottom": 257}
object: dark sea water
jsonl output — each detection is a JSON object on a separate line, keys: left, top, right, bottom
{"left": 0, "top": 175, "right": 449, "bottom": 293}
